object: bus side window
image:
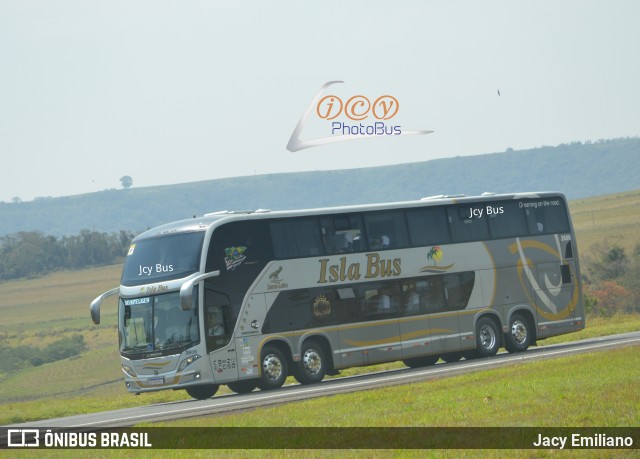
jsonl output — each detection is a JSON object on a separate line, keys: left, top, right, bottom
{"left": 321, "top": 215, "right": 365, "bottom": 255}
{"left": 335, "top": 287, "right": 361, "bottom": 323}
{"left": 406, "top": 207, "right": 451, "bottom": 246}
{"left": 364, "top": 211, "right": 409, "bottom": 250}
{"left": 487, "top": 201, "right": 528, "bottom": 239}
{"left": 447, "top": 205, "right": 490, "bottom": 243}
{"left": 421, "top": 276, "right": 446, "bottom": 313}
{"left": 271, "top": 219, "right": 323, "bottom": 258}
{"left": 402, "top": 282, "right": 421, "bottom": 315}
{"left": 523, "top": 198, "right": 570, "bottom": 235}
{"left": 361, "top": 284, "right": 399, "bottom": 318}
{"left": 442, "top": 272, "right": 475, "bottom": 310}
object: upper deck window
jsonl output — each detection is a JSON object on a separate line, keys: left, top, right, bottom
{"left": 406, "top": 207, "right": 451, "bottom": 246}
{"left": 521, "top": 198, "right": 570, "bottom": 235}
{"left": 121, "top": 231, "right": 205, "bottom": 286}
{"left": 271, "top": 219, "right": 323, "bottom": 259}
{"left": 447, "top": 205, "right": 490, "bottom": 243}
{"left": 320, "top": 215, "right": 365, "bottom": 255}
{"left": 487, "top": 200, "right": 528, "bottom": 239}
{"left": 363, "top": 211, "right": 409, "bottom": 250}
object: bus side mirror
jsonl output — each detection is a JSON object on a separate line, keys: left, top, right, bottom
{"left": 90, "top": 287, "right": 119, "bottom": 325}
{"left": 180, "top": 271, "right": 220, "bottom": 310}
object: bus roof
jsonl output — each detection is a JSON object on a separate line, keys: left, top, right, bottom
{"left": 133, "top": 191, "right": 566, "bottom": 241}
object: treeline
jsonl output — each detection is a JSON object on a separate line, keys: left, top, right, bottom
{"left": 2, "top": 138, "right": 640, "bottom": 237}
{"left": 583, "top": 242, "right": 640, "bottom": 316}
{"left": 0, "top": 335, "right": 86, "bottom": 375}
{"left": 0, "top": 230, "right": 135, "bottom": 281}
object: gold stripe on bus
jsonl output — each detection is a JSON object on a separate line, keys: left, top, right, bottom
{"left": 508, "top": 239, "right": 560, "bottom": 258}
{"left": 418, "top": 263, "right": 455, "bottom": 273}
{"left": 344, "top": 328, "right": 454, "bottom": 347}
{"left": 400, "top": 328, "right": 453, "bottom": 341}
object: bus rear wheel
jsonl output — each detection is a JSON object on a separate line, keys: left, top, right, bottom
{"left": 403, "top": 355, "right": 438, "bottom": 368}
{"left": 258, "top": 345, "right": 289, "bottom": 391}
{"left": 227, "top": 380, "right": 258, "bottom": 394}
{"left": 504, "top": 313, "right": 533, "bottom": 353}
{"left": 441, "top": 352, "right": 463, "bottom": 363}
{"left": 185, "top": 384, "right": 219, "bottom": 400}
{"left": 295, "top": 340, "right": 327, "bottom": 385}
{"left": 475, "top": 317, "right": 501, "bottom": 358}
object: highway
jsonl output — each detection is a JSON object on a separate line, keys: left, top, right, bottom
{"left": 5, "top": 331, "right": 640, "bottom": 429}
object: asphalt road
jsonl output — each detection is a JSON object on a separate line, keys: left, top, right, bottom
{"left": 5, "top": 331, "right": 640, "bottom": 429}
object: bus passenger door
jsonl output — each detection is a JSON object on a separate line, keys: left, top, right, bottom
{"left": 204, "top": 289, "right": 240, "bottom": 383}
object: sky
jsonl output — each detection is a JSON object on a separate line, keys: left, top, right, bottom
{"left": 1, "top": 0, "right": 639, "bottom": 203}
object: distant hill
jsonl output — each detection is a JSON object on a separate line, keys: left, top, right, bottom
{"left": 1, "top": 137, "right": 638, "bottom": 237}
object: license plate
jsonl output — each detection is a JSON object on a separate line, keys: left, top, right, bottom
{"left": 147, "top": 376, "right": 164, "bottom": 386}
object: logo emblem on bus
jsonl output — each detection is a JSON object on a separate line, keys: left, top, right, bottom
{"left": 313, "top": 295, "right": 332, "bottom": 318}
{"left": 269, "top": 266, "right": 283, "bottom": 281}
{"left": 267, "top": 266, "right": 289, "bottom": 290}
{"left": 224, "top": 246, "right": 247, "bottom": 271}
{"left": 420, "top": 246, "right": 455, "bottom": 273}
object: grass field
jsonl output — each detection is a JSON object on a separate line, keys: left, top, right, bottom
{"left": 0, "top": 189, "right": 639, "bottom": 448}
{"left": 3, "top": 346, "right": 638, "bottom": 458}
{"left": 568, "top": 189, "right": 640, "bottom": 254}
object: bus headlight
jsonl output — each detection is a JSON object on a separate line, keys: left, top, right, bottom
{"left": 178, "top": 354, "right": 201, "bottom": 372}
{"left": 122, "top": 364, "right": 137, "bottom": 378}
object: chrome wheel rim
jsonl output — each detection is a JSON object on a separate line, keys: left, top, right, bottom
{"left": 479, "top": 324, "right": 497, "bottom": 350}
{"left": 262, "top": 353, "right": 283, "bottom": 381}
{"left": 511, "top": 320, "right": 528, "bottom": 345}
{"left": 303, "top": 348, "right": 322, "bottom": 375}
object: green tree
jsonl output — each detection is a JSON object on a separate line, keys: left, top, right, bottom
{"left": 119, "top": 175, "right": 133, "bottom": 189}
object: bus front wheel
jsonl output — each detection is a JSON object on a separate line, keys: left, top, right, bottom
{"left": 295, "top": 340, "right": 327, "bottom": 385}
{"left": 504, "top": 313, "right": 533, "bottom": 353}
{"left": 258, "top": 345, "right": 289, "bottom": 391}
{"left": 227, "top": 380, "right": 258, "bottom": 394}
{"left": 185, "top": 384, "right": 219, "bottom": 400}
{"left": 475, "top": 317, "right": 501, "bottom": 357}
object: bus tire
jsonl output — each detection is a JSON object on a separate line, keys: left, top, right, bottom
{"left": 295, "top": 340, "right": 327, "bottom": 385}
{"left": 441, "top": 352, "right": 463, "bottom": 363}
{"left": 403, "top": 355, "right": 438, "bottom": 368}
{"left": 227, "top": 380, "right": 258, "bottom": 394}
{"left": 185, "top": 384, "right": 219, "bottom": 400}
{"left": 475, "top": 317, "right": 501, "bottom": 357}
{"left": 258, "top": 345, "right": 289, "bottom": 391}
{"left": 504, "top": 313, "right": 533, "bottom": 353}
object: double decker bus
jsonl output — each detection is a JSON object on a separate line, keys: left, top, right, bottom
{"left": 90, "top": 191, "right": 584, "bottom": 400}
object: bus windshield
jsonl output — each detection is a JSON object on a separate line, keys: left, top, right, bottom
{"left": 121, "top": 232, "right": 205, "bottom": 286}
{"left": 119, "top": 292, "right": 200, "bottom": 356}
